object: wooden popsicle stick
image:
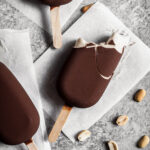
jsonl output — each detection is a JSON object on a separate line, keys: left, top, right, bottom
{"left": 49, "top": 105, "right": 72, "bottom": 142}
{"left": 25, "top": 139, "right": 38, "bottom": 150}
{"left": 50, "top": 6, "right": 62, "bottom": 49}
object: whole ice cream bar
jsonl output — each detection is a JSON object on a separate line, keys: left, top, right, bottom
{"left": 0, "top": 63, "right": 40, "bottom": 145}
{"left": 58, "top": 32, "right": 130, "bottom": 108}
{"left": 42, "top": 0, "right": 72, "bottom": 6}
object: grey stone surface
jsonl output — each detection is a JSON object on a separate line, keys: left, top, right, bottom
{"left": 0, "top": 0, "right": 150, "bottom": 150}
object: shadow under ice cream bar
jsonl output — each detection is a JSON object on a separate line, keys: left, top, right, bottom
{"left": 41, "top": 0, "right": 72, "bottom": 49}
{"left": 0, "top": 63, "right": 40, "bottom": 150}
{"left": 49, "top": 32, "right": 130, "bottom": 142}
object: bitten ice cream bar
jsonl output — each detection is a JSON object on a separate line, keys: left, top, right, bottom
{"left": 0, "top": 63, "right": 40, "bottom": 150}
{"left": 58, "top": 31, "right": 130, "bottom": 107}
{"left": 49, "top": 31, "right": 130, "bottom": 142}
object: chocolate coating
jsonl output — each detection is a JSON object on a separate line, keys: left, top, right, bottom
{"left": 58, "top": 43, "right": 123, "bottom": 108}
{"left": 42, "top": 0, "right": 72, "bottom": 7}
{"left": 0, "top": 63, "right": 40, "bottom": 145}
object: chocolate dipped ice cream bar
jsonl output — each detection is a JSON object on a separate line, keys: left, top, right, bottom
{"left": 58, "top": 32, "right": 130, "bottom": 108}
{"left": 0, "top": 63, "right": 40, "bottom": 149}
{"left": 49, "top": 32, "right": 130, "bottom": 142}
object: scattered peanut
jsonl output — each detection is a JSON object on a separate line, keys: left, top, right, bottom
{"left": 108, "top": 140, "right": 119, "bottom": 150}
{"left": 77, "top": 130, "right": 91, "bottom": 141}
{"left": 116, "top": 115, "right": 129, "bottom": 126}
{"left": 134, "top": 89, "right": 146, "bottom": 102}
{"left": 81, "top": 3, "right": 94, "bottom": 13}
{"left": 138, "top": 135, "right": 150, "bottom": 148}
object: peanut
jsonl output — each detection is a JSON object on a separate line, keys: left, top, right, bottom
{"left": 116, "top": 115, "right": 129, "bottom": 126}
{"left": 138, "top": 135, "right": 150, "bottom": 148}
{"left": 134, "top": 89, "right": 146, "bottom": 102}
{"left": 108, "top": 140, "right": 119, "bottom": 150}
{"left": 81, "top": 3, "right": 94, "bottom": 13}
{"left": 77, "top": 130, "right": 91, "bottom": 141}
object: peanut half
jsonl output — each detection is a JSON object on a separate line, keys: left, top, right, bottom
{"left": 134, "top": 89, "right": 146, "bottom": 102}
{"left": 81, "top": 3, "right": 94, "bottom": 13}
{"left": 108, "top": 140, "right": 119, "bottom": 150}
{"left": 116, "top": 115, "right": 129, "bottom": 126}
{"left": 138, "top": 135, "right": 150, "bottom": 148}
{"left": 77, "top": 130, "right": 91, "bottom": 141}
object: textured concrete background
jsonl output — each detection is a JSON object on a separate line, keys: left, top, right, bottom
{"left": 0, "top": 0, "right": 150, "bottom": 149}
